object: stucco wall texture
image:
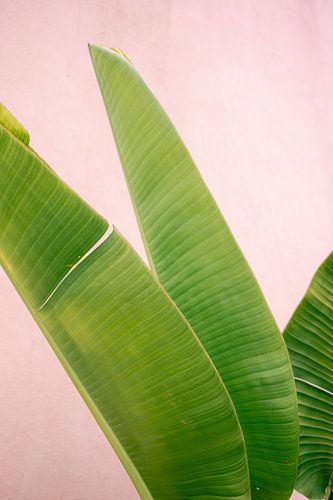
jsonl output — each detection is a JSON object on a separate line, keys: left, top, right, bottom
{"left": 1, "top": 1, "right": 332, "bottom": 499}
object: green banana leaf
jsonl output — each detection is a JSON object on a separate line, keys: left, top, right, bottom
{"left": 90, "top": 44, "right": 299, "bottom": 500}
{"left": 0, "top": 115, "right": 252, "bottom": 498}
{"left": 284, "top": 254, "right": 333, "bottom": 500}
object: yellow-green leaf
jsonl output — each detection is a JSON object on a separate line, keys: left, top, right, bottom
{"left": 90, "top": 44, "right": 299, "bottom": 499}
{"left": 0, "top": 122, "right": 251, "bottom": 499}
{"left": 0, "top": 103, "right": 30, "bottom": 145}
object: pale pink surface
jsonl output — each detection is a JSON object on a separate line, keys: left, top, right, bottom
{"left": 1, "top": 1, "right": 332, "bottom": 499}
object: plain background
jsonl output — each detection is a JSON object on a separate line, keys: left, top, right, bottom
{"left": 1, "top": 1, "right": 332, "bottom": 498}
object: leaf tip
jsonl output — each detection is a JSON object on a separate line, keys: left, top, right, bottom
{"left": 0, "top": 103, "right": 30, "bottom": 145}
{"left": 88, "top": 43, "right": 133, "bottom": 66}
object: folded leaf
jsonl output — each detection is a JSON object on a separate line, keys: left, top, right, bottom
{"left": 0, "top": 122, "right": 251, "bottom": 499}
{"left": 90, "top": 44, "right": 299, "bottom": 499}
{"left": 0, "top": 103, "right": 30, "bottom": 145}
{"left": 284, "top": 253, "right": 333, "bottom": 499}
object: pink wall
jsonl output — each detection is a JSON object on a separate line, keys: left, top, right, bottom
{"left": 1, "top": 1, "right": 332, "bottom": 498}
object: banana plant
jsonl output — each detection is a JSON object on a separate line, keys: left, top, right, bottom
{"left": 284, "top": 254, "right": 333, "bottom": 500}
{"left": 88, "top": 45, "right": 299, "bottom": 499}
{"left": 0, "top": 105, "right": 250, "bottom": 499}
{"left": 3, "top": 43, "right": 328, "bottom": 499}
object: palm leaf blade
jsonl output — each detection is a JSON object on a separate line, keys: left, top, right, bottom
{"left": 284, "top": 253, "right": 333, "bottom": 499}
{"left": 89, "top": 44, "right": 299, "bottom": 499}
{"left": 0, "top": 121, "right": 250, "bottom": 499}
